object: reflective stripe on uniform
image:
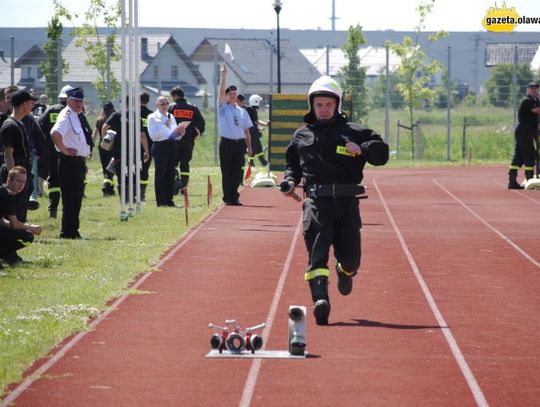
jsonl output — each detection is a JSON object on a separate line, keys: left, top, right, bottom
{"left": 48, "top": 187, "right": 61, "bottom": 193}
{"left": 509, "top": 165, "right": 520, "bottom": 170}
{"left": 304, "top": 268, "right": 330, "bottom": 281}
{"left": 337, "top": 262, "right": 355, "bottom": 277}
{"left": 103, "top": 179, "right": 114, "bottom": 185}
{"left": 140, "top": 179, "right": 149, "bottom": 185}
{"left": 525, "top": 166, "right": 535, "bottom": 171}
{"left": 180, "top": 171, "right": 190, "bottom": 176}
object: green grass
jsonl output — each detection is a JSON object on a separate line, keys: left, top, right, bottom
{"left": 0, "top": 106, "right": 514, "bottom": 397}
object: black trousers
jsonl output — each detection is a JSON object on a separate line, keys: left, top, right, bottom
{"left": 174, "top": 136, "right": 195, "bottom": 187}
{"left": 510, "top": 125, "right": 536, "bottom": 169}
{"left": 152, "top": 140, "right": 176, "bottom": 206}
{"left": 0, "top": 226, "right": 34, "bottom": 257}
{"left": 303, "top": 197, "right": 362, "bottom": 280}
{"left": 219, "top": 137, "right": 246, "bottom": 203}
{"left": 58, "top": 155, "right": 85, "bottom": 238}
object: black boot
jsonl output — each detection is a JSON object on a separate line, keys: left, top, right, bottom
{"left": 508, "top": 169, "right": 523, "bottom": 189}
{"left": 48, "top": 191, "right": 60, "bottom": 218}
{"left": 336, "top": 262, "right": 356, "bottom": 296}
{"left": 309, "top": 276, "right": 330, "bottom": 325}
{"left": 140, "top": 184, "right": 147, "bottom": 201}
{"left": 525, "top": 169, "right": 534, "bottom": 181}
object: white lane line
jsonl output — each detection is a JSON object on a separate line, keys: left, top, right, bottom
{"left": 492, "top": 179, "right": 540, "bottom": 205}
{"left": 238, "top": 213, "right": 303, "bottom": 407}
{"left": 437, "top": 179, "right": 540, "bottom": 269}
{"left": 1, "top": 207, "right": 224, "bottom": 407}
{"left": 373, "top": 179, "right": 489, "bottom": 407}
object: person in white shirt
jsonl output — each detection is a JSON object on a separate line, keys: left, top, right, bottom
{"left": 147, "top": 96, "right": 185, "bottom": 207}
{"left": 50, "top": 87, "right": 91, "bottom": 239}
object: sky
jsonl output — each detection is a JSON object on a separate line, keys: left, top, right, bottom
{"left": 1, "top": 0, "right": 540, "bottom": 32}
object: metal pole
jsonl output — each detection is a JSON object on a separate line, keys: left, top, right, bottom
{"left": 384, "top": 45, "right": 389, "bottom": 145}
{"left": 213, "top": 43, "right": 219, "bottom": 165}
{"left": 326, "top": 44, "right": 330, "bottom": 76}
{"left": 269, "top": 42, "right": 274, "bottom": 94}
{"left": 512, "top": 46, "right": 518, "bottom": 128}
{"left": 57, "top": 39, "right": 63, "bottom": 95}
{"left": 274, "top": 2, "right": 282, "bottom": 93}
{"left": 134, "top": 0, "right": 141, "bottom": 214}
{"left": 10, "top": 36, "right": 14, "bottom": 86}
{"left": 120, "top": 0, "right": 128, "bottom": 221}
{"left": 128, "top": 0, "right": 134, "bottom": 216}
{"left": 106, "top": 39, "right": 111, "bottom": 101}
{"left": 447, "top": 46, "right": 451, "bottom": 161}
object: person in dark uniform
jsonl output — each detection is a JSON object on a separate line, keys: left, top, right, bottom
{"left": 508, "top": 82, "right": 540, "bottom": 189}
{"left": 0, "top": 166, "right": 42, "bottom": 265}
{"left": 38, "top": 85, "right": 72, "bottom": 216}
{"left": 102, "top": 97, "right": 150, "bottom": 201}
{"left": 218, "top": 64, "right": 252, "bottom": 206}
{"left": 168, "top": 86, "right": 206, "bottom": 192}
{"left": 246, "top": 94, "right": 269, "bottom": 167}
{"left": 140, "top": 92, "right": 153, "bottom": 201}
{"left": 282, "top": 76, "right": 389, "bottom": 325}
{"left": 0, "top": 89, "right": 38, "bottom": 224}
{"left": 92, "top": 101, "right": 116, "bottom": 197}
{"left": 50, "top": 87, "right": 92, "bottom": 239}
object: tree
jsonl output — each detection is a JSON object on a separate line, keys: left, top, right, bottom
{"left": 53, "top": 0, "right": 121, "bottom": 105}
{"left": 39, "top": 16, "right": 67, "bottom": 102}
{"left": 338, "top": 24, "right": 368, "bottom": 124}
{"left": 484, "top": 64, "right": 533, "bottom": 107}
{"left": 385, "top": 0, "right": 447, "bottom": 151}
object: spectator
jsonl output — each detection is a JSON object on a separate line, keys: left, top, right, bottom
{"left": 148, "top": 96, "right": 185, "bottom": 206}
{"left": 50, "top": 87, "right": 92, "bottom": 239}
{"left": 246, "top": 94, "right": 269, "bottom": 167}
{"left": 140, "top": 92, "right": 153, "bottom": 201}
{"left": 92, "top": 101, "right": 116, "bottom": 197}
{"left": 169, "top": 86, "right": 206, "bottom": 193}
{"left": 0, "top": 89, "right": 40, "bottom": 223}
{"left": 0, "top": 166, "right": 42, "bottom": 265}
{"left": 102, "top": 96, "right": 149, "bottom": 200}
{"left": 508, "top": 82, "right": 540, "bottom": 189}
{"left": 38, "top": 85, "right": 72, "bottom": 217}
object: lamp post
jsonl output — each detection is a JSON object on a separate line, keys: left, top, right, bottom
{"left": 273, "top": 0, "right": 282, "bottom": 93}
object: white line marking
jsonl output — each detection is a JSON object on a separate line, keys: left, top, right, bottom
{"left": 436, "top": 179, "right": 540, "bottom": 269}
{"left": 1, "top": 207, "right": 224, "bottom": 407}
{"left": 373, "top": 179, "right": 489, "bottom": 407}
{"left": 238, "top": 213, "right": 303, "bottom": 407}
{"left": 492, "top": 179, "right": 540, "bottom": 205}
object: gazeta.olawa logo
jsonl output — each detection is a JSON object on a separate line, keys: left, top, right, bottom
{"left": 482, "top": 2, "right": 540, "bottom": 32}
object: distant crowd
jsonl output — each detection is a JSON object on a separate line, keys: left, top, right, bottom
{"left": 0, "top": 84, "right": 270, "bottom": 267}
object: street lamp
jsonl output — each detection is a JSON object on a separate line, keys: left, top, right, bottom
{"left": 273, "top": 0, "right": 282, "bottom": 93}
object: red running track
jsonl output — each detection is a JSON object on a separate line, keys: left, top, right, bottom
{"left": 3, "top": 165, "right": 540, "bottom": 407}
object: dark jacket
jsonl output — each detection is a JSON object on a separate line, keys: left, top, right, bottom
{"left": 168, "top": 98, "right": 206, "bottom": 139}
{"left": 284, "top": 112, "right": 389, "bottom": 187}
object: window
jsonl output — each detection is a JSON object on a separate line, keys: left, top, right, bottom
{"left": 171, "top": 65, "right": 178, "bottom": 79}
{"left": 26, "top": 67, "right": 32, "bottom": 78}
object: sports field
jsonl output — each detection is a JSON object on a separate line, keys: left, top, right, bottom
{"left": 2, "top": 165, "right": 540, "bottom": 406}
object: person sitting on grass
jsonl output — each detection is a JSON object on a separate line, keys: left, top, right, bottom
{"left": 0, "top": 166, "right": 42, "bottom": 265}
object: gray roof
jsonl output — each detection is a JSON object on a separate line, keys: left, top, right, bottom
{"left": 13, "top": 44, "right": 45, "bottom": 67}
{"left": 485, "top": 42, "right": 540, "bottom": 66}
{"left": 62, "top": 34, "right": 170, "bottom": 83}
{"left": 191, "top": 37, "right": 319, "bottom": 86}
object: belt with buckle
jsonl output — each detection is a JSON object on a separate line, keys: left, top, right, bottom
{"left": 306, "top": 183, "right": 366, "bottom": 198}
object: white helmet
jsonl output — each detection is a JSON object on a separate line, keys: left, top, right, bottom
{"left": 58, "top": 84, "right": 74, "bottom": 99}
{"left": 307, "top": 75, "right": 343, "bottom": 112}
{"left": 249, "top": 94, "right": 263, "bottom": 107}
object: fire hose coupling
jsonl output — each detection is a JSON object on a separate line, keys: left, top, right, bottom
{"left": 279, "top": 180, "right": 302, "bottom": 201}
